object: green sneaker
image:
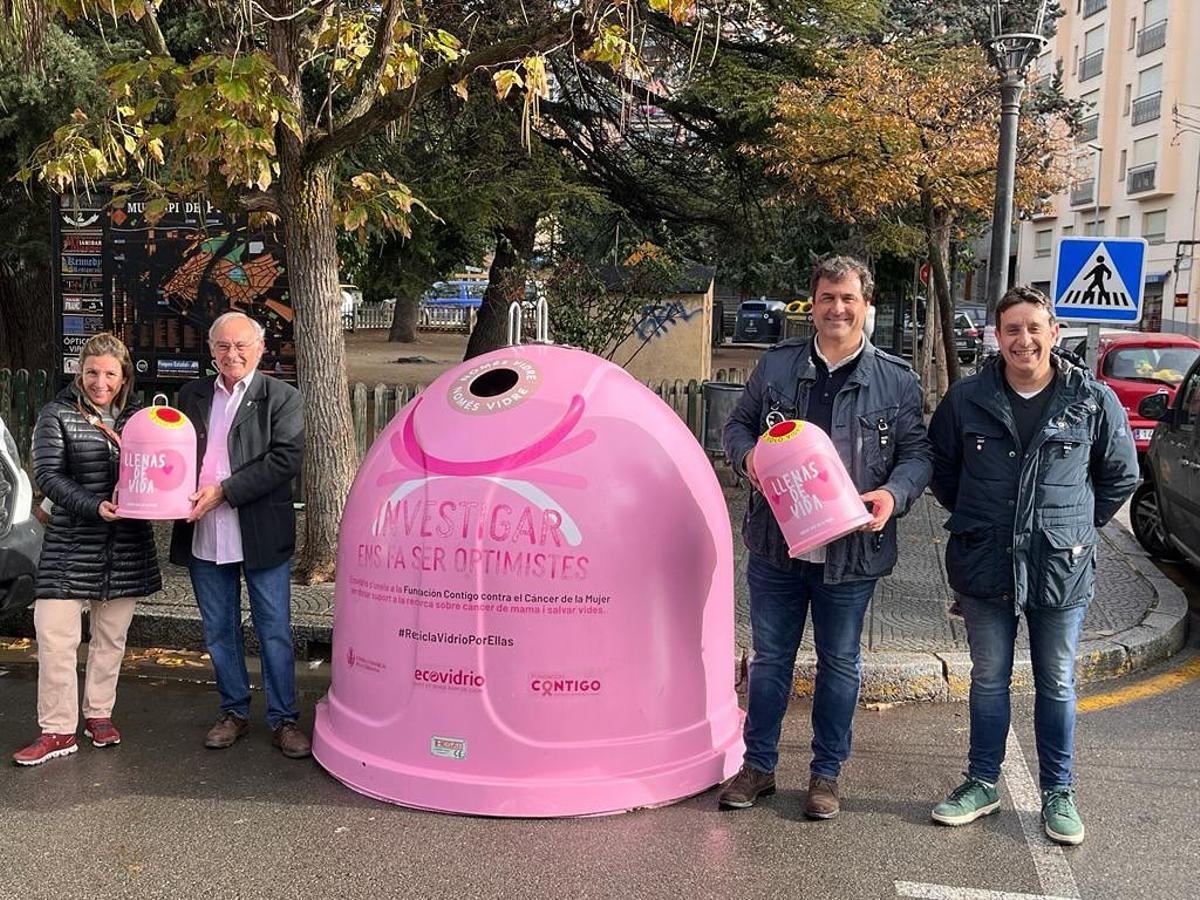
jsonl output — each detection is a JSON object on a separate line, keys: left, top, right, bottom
{"left": 1042, "top": 786, "right": 1085, "bottom": 846}
{"left": 931, "top": 777, "right": 1000, "bottom": 826}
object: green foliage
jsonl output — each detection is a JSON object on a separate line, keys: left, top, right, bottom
{"left": 0, "top": 23, "right": 112, "bottom": 270}
{"left": 544, "top": 241, "right": 682, "bottom": 358}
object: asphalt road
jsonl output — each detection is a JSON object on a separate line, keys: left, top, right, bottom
{"left": 2, "top": 623, "right": 1198, "bottom": 900}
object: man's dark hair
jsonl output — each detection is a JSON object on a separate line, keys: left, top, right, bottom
{"left": 997, "top": 285, "right": 1056, "bottom": 326}
{"left": 810, "top": 255, "right": 874, "bottom": 300}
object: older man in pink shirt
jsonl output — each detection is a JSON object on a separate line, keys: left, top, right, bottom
{"left": 169, "top": 312, "right": 308, "bottom": 758}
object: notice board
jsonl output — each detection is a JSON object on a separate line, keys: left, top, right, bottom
{"left": 53, "top": 192, "right": 295, "bottom": 387}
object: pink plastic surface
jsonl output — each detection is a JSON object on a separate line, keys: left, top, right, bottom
{"left": 114, "top": 404, "right": 197, "bottom": 520}
{"left": 313, "top": 345, "right": 743, "bottom": 816}
{"left": 755, "top": 420, "right": 871, "bottom": 558}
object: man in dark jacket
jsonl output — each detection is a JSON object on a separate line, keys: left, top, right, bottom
{"left": 169, "top": 312, "right": 309, "bottom": 758}
{"left": 927, "top": 286, "right": 1137, "bottom": 846}
{"left": 719, "top": 256, "right": 932, "bottom": 817}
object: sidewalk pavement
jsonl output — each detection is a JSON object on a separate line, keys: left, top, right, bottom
{"left": 1, "top": 489, "right": 1188, "bottom": 703}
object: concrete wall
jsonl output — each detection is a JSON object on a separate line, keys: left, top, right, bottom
{"left": 607, "top": 284, "right": 713, "bottom": 385}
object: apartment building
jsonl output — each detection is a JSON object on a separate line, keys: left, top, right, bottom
{"left": 1012, "top": 0, "right": 1200, "bottom": 334}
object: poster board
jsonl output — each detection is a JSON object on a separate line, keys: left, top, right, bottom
{"left": 53, "top": 192, "right": 294, "bottom": 386}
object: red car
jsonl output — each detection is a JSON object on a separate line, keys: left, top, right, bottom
{"left": 1060, "top": 332, "right": 1200, "bottom": 454}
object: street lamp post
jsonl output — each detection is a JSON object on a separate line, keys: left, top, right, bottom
{"left": 1086, "top": 141, "right": 1104, "bottom": 369}
{"left": 983, "top": 2, "right": 1050, "bottom": 351}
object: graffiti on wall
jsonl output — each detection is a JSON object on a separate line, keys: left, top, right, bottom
{"left": 635, "top": 300, "right": 702, "bottom": 341}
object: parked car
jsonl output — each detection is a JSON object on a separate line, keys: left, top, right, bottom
{"left": 900, "top": 306, "right": 981, "bottom": 363}
{"left": 732, "top": 299, "right": 786, "bottom": 344}
{"left": 1054, "top": 326, "right": 1135, "bottom": 358}
{"left": 1063, "top": 332, "right": 1200, "bottom": 455}
{"left": 1131, "top": 359, "right": 1200, "bottom": 563}
{"left": 953, "top": 311, "right": 982, "bottom": 363}
{"left": 0, "top": 415, "right": 41, "bottom": 620}
{"left": 341, "top": 284, "right": 364, "bottom": 332}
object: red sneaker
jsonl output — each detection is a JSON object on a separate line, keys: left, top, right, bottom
{"left": 84, "top": 718, "right": 121, "bottom": 748}
{"left": 12, "top": 733, "right": 78, "bottom": 766}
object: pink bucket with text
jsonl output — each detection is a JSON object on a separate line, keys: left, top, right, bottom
{"left": 114, "top": 396, "right": 197, "bottom": 520}
{"left": 312, "top": 344, "right": 743, "bottom": 816}
{"left": 755, "top": 420, "right": 871, "bottom": 557}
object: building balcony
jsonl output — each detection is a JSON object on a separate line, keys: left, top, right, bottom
{"left": 1127, "top": 163, "right": 1156, "bottom": 194}
{"left": 1137, "top": 19, "right": 1167, "bottom": 56}
{"left": 1131, "top": 91, "right": 1162, "bottom": 126}
{"left": 1071, "top": 180, "right": 1096, "bottom": 207}
{"left": 1078, "top": 50, "right": 1103, "bottom": 82}
{"left": 1083, "top": 0, "right": 1107, "bottom": 17}
{"left": 1077, "top": 115, "right": 1099, "bottom": 143}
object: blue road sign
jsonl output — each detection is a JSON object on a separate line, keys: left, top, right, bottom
{"left": 1052, "top": 236, "right": 1147, "bottom": 325}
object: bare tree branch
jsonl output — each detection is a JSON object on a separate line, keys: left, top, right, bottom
{"left": 138, "top": 7, "right": 171, "bottom": 58}
{"left": 337, "top": 0, "right": 403, "bottom": 127}
{"left": 237, "top": 189, "right": 282, "bottom": 214}
{"left": 306, "top": 16, "right": 586, "bottom": 167}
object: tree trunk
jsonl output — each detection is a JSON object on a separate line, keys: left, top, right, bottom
{"left": 388, "top": 294, "right": 420, "bottom": 342}
{"left": 268, "top": 15, "right": 356, "bottom": 583}
{"left": 0, "top": 263, "right": 53, "bottom": 372}
{"left": 279, "top": 163, "right": 358, "bottom": 583}
{"left": 464, "top": 212, "right": 538, "bottom": 360}
{"left": 920, "top": 274, "right": 940, "bottom": 413}
{"left": 923, "top": 204, "right": 961, "bottom": 386}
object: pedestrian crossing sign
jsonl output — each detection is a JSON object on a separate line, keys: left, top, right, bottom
{"left": 1052, "top": 236, "right": 1147, "bottom": 324}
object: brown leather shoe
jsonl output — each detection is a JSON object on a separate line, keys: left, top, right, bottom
{"left": 804, "top": 774, "right": 840, "bottom": 819}
{"left": 204, "top": 713, "right": 249, "bottom": 749}
{"left": 271, "top": 721, "right": 311, "bottom": 759}
{"left": 718, "top": 764, "right": 776, "bottom": 809}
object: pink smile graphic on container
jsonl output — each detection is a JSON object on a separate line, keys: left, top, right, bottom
{"left": 755, "top": 419, "right": 871, "bottom": 557}
{"left": 313, "top": 343, "right": 743, "bottom": 817}
{"left": 114, "top": 397, "right": 197, "bottom": 520}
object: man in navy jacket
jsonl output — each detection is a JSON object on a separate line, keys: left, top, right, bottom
{"left": 720, "top": 256, "right": 931, "bottom": 818}
{"left": 927, "top": 286, "right": 1137, "bottom": 845}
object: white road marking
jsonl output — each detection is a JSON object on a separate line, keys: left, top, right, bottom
{"left": 895, "top": 883, "right": 1078, "bottom": 900}
{"left": 1000, "top": 728, "right": 1082, "bottom": 900}
{"left": 895, "top": 729, "right": 1082, "bottom": 900}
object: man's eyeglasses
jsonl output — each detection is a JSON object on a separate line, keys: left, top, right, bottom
{"left": 212, "top": 340, "right": 260, "bottom": 354}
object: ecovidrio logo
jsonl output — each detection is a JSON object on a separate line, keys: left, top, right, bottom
{"left": 413, "top": 667, "right": 485, "bottom": 689}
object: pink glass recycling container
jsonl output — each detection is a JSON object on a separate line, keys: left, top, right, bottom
{"left": 755, "top": 419, "right": 871, "bottom": 558}
{"left": 313, "top": 344, "right": 743, "bottom": 816}
{"left": 114, "top": 398, "right": 197, "bottom": 520}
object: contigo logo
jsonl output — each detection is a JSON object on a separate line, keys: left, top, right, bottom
{"left": 530, "top": 677, "right": 602, "bottom": 696}
{"left": 414, "top": 667, "right": 485, "bottom": 689}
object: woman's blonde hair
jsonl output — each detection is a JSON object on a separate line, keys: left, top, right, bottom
{"left": 75, "top": 333, "right": 135, "bottom": 412}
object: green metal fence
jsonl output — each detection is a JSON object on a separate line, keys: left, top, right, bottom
{"left": 0, "top": 369, "right": 53, "bottom": 467}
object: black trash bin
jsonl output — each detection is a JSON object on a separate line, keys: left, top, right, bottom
{"left": 701, "top": 381, "right": 746, "bottom": 457}
{"left": 732, "top": 300, "right": 786, "bottom": 344}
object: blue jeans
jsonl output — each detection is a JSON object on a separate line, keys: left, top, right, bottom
{"left": 189, "top": 558, "right": 299, "bottom": 728}
{"left": 958, "top": 594, "right": 1087, "bottom": 789}
{"left": 743, "top": 554, "right": 875, "bottom": 778}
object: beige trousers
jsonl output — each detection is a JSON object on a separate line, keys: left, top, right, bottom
{"left": 34, "top": 597, "right": 136, "bottom": 734}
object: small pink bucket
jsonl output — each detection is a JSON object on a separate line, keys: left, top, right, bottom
{"left": 114, "top": 394, "right": 197, "bottom": 520}
{"left": 755, "top": 419, "right": 871, "bottom": 557}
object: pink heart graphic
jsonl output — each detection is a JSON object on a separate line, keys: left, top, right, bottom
{"left": 146, "top": 449, "right": 187, "bottom": 491}
{"left": 798, "top": 459, "right": 843, "bottom": 502}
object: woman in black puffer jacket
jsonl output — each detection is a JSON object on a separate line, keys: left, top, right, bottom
{"left": 12, "top": 333, "right": 161, "bottom": 766}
